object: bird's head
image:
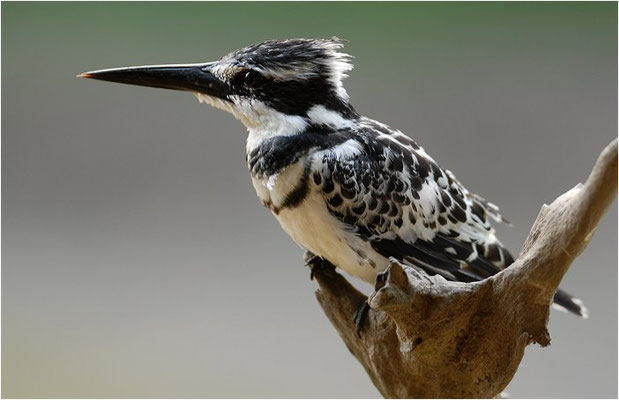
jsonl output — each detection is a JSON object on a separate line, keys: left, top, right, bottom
{"left": 79, "top": 38, "right": 357, "bottom": 133}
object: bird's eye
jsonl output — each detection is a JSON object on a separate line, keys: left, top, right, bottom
{"left": 243, "top": 70, "right": 265, "bottom": 88}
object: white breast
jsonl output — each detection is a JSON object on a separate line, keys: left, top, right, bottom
{"left": 250, "top": 158, "right": 387, "bottom": 284}
{"left": 250, "top": 161, "right": 306, "bottom": 209}
{"left": 275, "top": 189, "right": 388, "bottom": 284}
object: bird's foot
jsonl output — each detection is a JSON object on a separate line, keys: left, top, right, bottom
{"left": 353, "top": 300, "right": 371, "bottom": 337}
{"left": 304, "top": 251, "right": 336, "bottom": 281}
{"left": 303, "top": 251, "right": 369, "bottom": 335}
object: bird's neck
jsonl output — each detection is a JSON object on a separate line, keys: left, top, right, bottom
{"left": 245, "top": 103, "right": 359, "bottom": 154}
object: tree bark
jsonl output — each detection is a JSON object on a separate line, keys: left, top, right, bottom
{"left": 310, "top": 139, "right": 617, "bottom": 398}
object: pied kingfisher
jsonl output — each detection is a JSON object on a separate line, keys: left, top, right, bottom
{"left": 79, "top": 38, "right": 586, "bottom": 318}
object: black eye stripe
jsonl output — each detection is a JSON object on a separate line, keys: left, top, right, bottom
{"left": 228, "top": 68, "right": 357, "bottom": 118}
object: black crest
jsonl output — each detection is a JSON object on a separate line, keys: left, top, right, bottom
{"left": 219, "top": 38, "right": 357, "bottom": 117}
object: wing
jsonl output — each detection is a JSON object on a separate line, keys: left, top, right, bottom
{"left": 308, "top": 118, "right": 513, "bottom": 282}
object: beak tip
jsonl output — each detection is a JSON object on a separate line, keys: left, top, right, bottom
{"left": 77, "top": 72, "right": 93, "bottom": 79}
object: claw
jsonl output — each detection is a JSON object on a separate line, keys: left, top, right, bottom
{"left": 307, "top": 255, "right": 322, "bottom": 281}
{"left": 310, "top": 265, "right": 317, "bottom": 281}
{"left": 305, "top": 252, "right": 335, "bottom": 281}
{"left": 354, "top": 300, "right": 371, "bottom": 337}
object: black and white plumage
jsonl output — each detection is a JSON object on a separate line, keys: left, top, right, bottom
{"left": 80, "top": 38, "right": 587, "bottom": 317}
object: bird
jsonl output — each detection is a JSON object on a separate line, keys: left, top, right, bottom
{"left": 79, "top": 37, "right": 587, "bottom": 321}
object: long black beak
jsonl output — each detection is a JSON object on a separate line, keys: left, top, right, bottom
{"left": 77, "top": 62, "right": 230, "bottom": 100}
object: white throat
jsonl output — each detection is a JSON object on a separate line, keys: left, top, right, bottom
{"left": 195, "top": 93, "right": 308, "bottom": 153}
{"left": 194, "top": 94, "right": 355, "bottom": 154}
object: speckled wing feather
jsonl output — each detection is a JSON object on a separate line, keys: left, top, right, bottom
{"left": 309, "top": 118, "right": 514, "bottom": 281}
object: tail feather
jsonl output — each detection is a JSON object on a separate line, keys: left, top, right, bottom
{"left": 553, "top": 288, "right": 588, "bottom": 318}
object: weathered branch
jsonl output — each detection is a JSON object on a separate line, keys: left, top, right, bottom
{"left": 311, "top": 139, "right": 617, "bottom": 398}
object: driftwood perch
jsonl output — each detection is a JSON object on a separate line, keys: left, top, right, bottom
{"left": 310, "top": 139, "right": 617, "bottom": 398}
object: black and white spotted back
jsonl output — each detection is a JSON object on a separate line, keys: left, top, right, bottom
{"left": 307, "top": 117, "right": 513, "bottom": 281}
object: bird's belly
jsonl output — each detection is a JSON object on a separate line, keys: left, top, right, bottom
{"left": 274, "top": 192, "right": 388, "bottom": 284}
{"left": 249, "top": 160, "right": 387, "bottom": 283}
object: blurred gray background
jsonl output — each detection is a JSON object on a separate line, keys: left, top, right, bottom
{"left": 2, "top": 2, "right": 617, "bottom": 398}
